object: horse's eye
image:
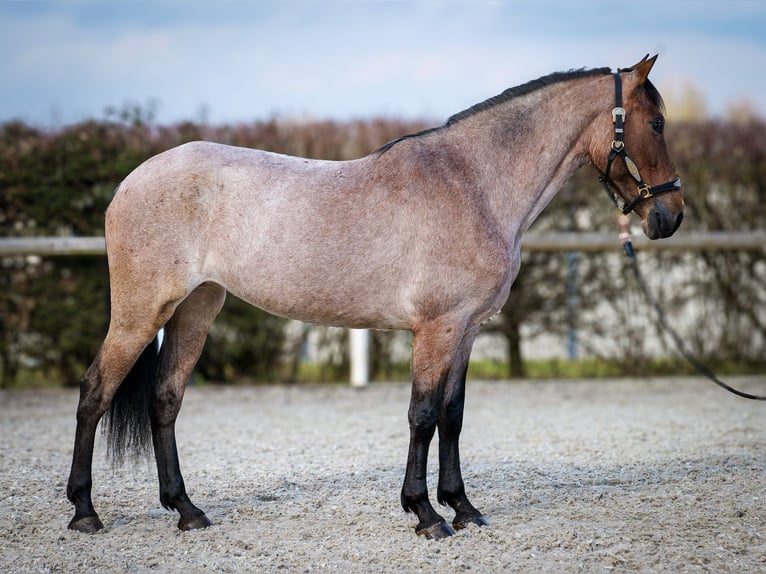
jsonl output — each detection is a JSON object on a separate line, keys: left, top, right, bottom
{"left": 651, "top": 117, "right": 665, "bottom": 134}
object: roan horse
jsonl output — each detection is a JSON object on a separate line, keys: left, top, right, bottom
{"left": 67, "top": 55, "right": 683, "bottom": 539}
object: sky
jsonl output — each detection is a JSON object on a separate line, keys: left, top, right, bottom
{"left": 1, "top": 0, "right": 765, "bottom": 128}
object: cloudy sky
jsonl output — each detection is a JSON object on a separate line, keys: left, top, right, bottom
{"left": 2, "top": 0, "right": 765, "bottom": 127}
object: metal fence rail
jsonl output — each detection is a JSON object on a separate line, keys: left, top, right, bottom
{"left": 1, "top": 231, "right": 765, "bottom": 257}
{"left": 0, "top": 236, "right": 106, "bottom": 256}
{"left": 4, "top": 232, "right": 763, "bottom": 387}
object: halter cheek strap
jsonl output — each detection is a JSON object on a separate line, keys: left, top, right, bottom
{"left": 599, "top": 72, "right": 681, "bottom": 214}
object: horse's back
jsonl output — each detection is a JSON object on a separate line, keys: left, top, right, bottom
{"left": 105, "top": 142, "right": 412, "bottom": 326}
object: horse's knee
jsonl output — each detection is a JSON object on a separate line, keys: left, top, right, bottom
{"left": 408, "top": 401, "right": 439, "bottom": 434}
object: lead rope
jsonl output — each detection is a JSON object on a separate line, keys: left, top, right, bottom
{"left": 618, "top": 214, "right": 766, "bottom": 401}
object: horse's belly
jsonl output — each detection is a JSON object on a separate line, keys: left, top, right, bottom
{"left": 212, "top": 252, "right": 412, "bottom": 330}
{"left": 228, "top": 282, "right": 411, "bottom": 330}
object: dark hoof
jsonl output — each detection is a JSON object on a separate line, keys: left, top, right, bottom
{"left": 453, "top": 514, "right": 489, "bottom": 531}
{"left": 68, "top": 514, "right": 104, "bottom": 533}
{"left": 416, "top": 520, "right": 455, "bottom": 540}
{"left": 178, "top": 513, "right": 212, "bottom": 531}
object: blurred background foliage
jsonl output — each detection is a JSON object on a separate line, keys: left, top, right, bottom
{"left": 1, "top": 106, "right": 764, "bottom": 387}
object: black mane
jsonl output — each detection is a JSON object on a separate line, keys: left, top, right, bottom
{"left": 445, "top": 67, "right": 612, "bottom": 125}
{"left": 376, "top": 66, "right": 616, "bottom": 154}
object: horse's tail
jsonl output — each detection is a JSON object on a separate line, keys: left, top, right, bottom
{"left": 103, "top": 337, "right": 160, "bottom": 465}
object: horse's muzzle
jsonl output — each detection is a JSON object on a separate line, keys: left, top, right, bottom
{"left": 644, "top": 202, "right": 684, "bottom": 239}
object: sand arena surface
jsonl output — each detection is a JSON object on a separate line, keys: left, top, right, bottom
{"left": 1, "top": 377, "right": 765, "bottom": 573}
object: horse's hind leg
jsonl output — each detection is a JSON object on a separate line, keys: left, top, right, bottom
{"left": 68, "top": 325, "right": 161, "bottom": 532}
{"left": 150, "top": 282, "right": 226, "bottom": 531}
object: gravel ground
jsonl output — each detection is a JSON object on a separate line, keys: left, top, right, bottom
{"left": 1, "top": 377, "right": 765, "bottom": 573}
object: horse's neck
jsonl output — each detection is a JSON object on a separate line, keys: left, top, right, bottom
{"left": 457, "top": 79, "right": 605, "bottom": 246}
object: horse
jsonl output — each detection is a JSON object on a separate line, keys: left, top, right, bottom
{"left": 66, "top": 55, "right": 683, "bottom": 540}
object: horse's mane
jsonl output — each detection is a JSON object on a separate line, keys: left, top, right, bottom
{"left": 376, "top": 65, "right": 662, "bottom": 154}
{"left": 445, "top": 67, "right": 612, "bottom": 125}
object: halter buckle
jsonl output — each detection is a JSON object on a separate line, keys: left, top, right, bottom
{"left": 637, "top": 183, "right": 653, "bottom": 198}
{"left": 611, "top": 107, "right": 626, "bottom": 123}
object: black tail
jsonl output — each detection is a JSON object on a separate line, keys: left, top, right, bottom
{"left": 103, "top": 337, "right": 160, "bottom": 465}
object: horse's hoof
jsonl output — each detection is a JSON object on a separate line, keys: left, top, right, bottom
{"left": 68, "top": 514, "right": 104, "bottom": 533}
{"left": 416, "top": 520, "right": 455, "bottom": 540}
{"left": 453, "top": 514, "right": 489, "bottom": 531}
{"left": 178, "top": 513, "right": 212, "bottom": 531}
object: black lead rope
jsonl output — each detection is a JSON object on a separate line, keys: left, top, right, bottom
{"left": 618, "top": 216, "right": 766, "bottom": 401}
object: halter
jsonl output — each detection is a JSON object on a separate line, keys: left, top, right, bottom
{"left": 599, "top": 72, "right": 681, "bottom": 214}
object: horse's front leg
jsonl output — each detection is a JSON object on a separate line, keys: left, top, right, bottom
{"left": 401, "top": 320, "right": 464, "bottom": 539}
{"left": 436, "top": 329, "right": 488, "bottom": 531}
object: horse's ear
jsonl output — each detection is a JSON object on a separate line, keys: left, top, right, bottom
{"left": 625, "top": 54, "right": 658, "bottom": 86}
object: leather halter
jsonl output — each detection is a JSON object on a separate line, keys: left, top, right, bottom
{"left": 599, "top": 72, "right": 681, "bottom": 214}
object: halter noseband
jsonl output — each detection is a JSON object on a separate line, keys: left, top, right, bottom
{"left": 599, "top": 72, "right": 681, "bottom": 215}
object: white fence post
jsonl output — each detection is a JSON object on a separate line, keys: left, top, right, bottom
{"left": 350, "top": 328, "right": 370, "bottom": 387}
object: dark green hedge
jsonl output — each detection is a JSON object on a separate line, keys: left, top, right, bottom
{"left": 2, "top": 111, "right": 764, "bottom": 386}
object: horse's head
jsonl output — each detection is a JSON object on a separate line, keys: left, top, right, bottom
{"left": 591, "top": 55, "right": 684, "bottom": 239}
